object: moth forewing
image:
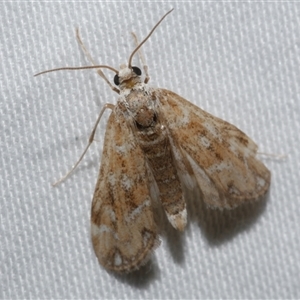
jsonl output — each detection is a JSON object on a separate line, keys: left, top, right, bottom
{"left": 91, "top": 112, "right": 160, "bottom": 272}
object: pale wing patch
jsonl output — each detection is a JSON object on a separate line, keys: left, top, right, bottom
{"left": 91, "top": 112, "right": 160, "bottom": 272}
{"left": 158, "top": 89, "right": 270, "bottom": 209}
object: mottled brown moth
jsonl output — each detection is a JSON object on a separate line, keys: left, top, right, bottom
{"left": 35, "top": 9, "right": 270, "bottom": 273}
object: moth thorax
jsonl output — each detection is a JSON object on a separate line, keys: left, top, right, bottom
{"left": 135, "top": 106, "right": 155, "bottom": 127}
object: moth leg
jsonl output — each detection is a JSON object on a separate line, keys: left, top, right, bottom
{"left": 53, "top": 103, "right": 115, "bottom": 186}
{"left": 76, "top": 28, "right": 119, "bottom": 94}
{"left": 131, "top": 32, "right": 150, "bottom": 83}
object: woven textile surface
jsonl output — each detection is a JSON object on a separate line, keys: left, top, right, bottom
{"left": 1, "top": 2, "right": 300, "bottom": 299}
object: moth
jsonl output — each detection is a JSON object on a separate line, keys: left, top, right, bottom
{"left": 35, "top": 9, "right": 270, "bottom": 273}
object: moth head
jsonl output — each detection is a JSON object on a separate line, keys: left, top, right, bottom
{"left": 111, "top": 8, "right": 174, "bottom": 90}
{"left": 113, "top": 64, "right": 142, "bottom": 88}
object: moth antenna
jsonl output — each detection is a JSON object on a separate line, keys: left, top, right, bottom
{"left": 34, "top": 65, "right": 118, "bottom": 77}
{"left": 128, "top": 8, "right": 174, "bottom": 68}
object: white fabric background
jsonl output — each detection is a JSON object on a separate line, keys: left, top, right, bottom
{"left": 1, "top": 1, "right": 300, "bottom": 299}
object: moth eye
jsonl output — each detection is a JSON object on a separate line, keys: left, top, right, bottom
{"left": 132, "top": 66, "right": 142, "bottom": 76}
{"left": 114, "top": 74, "right": 120, "bottom": 86}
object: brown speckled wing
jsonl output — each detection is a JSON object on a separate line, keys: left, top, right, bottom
{"left": 91, "top": 112, "right": 160, "bottom": 273}
{"left": 158, "top": 89, "right": 270, "bottom": 209}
